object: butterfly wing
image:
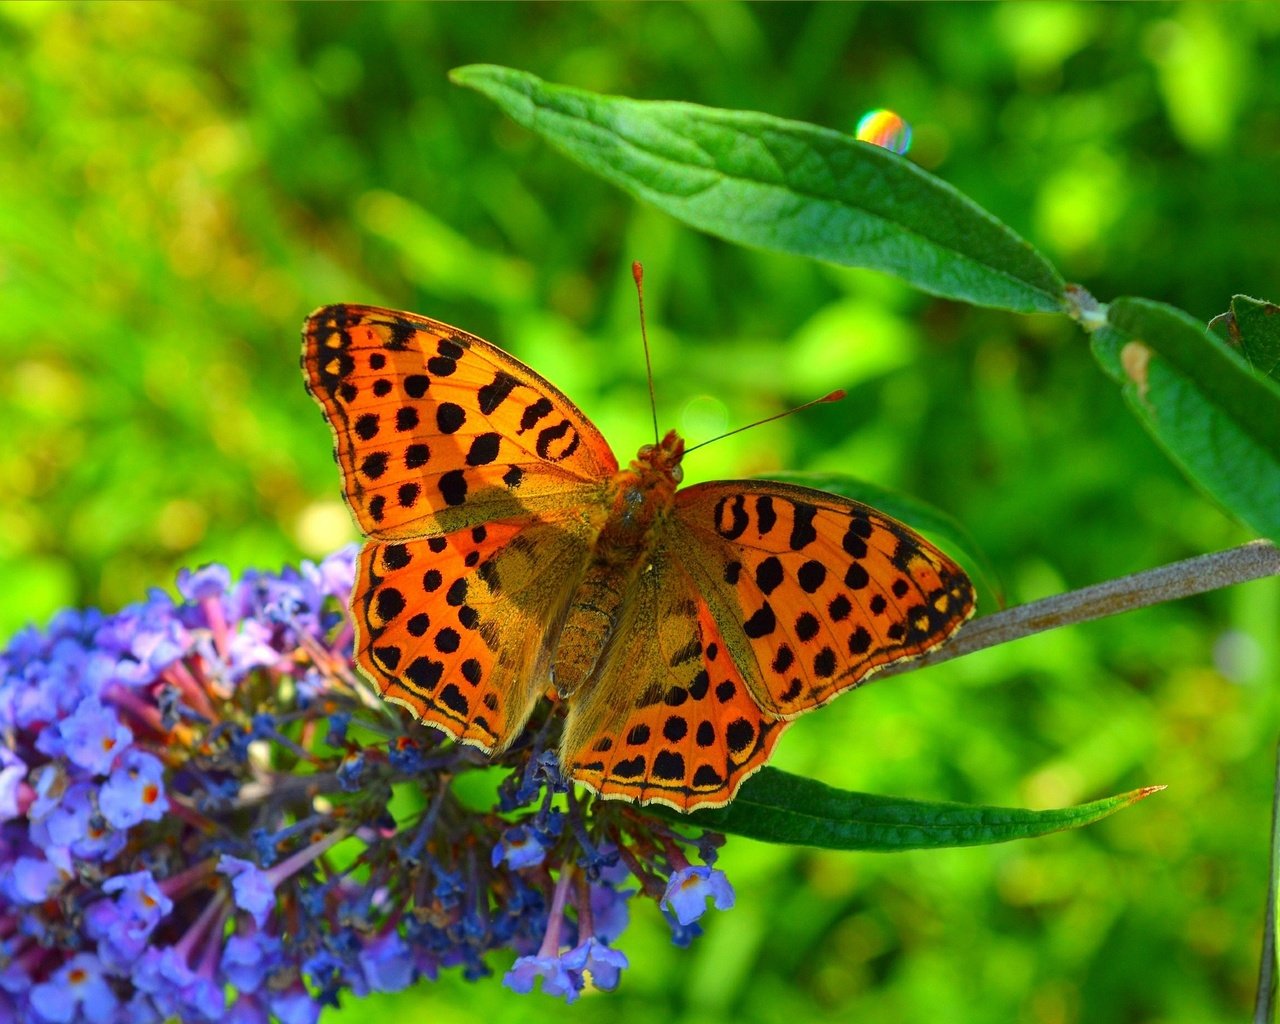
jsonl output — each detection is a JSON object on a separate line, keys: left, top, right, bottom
{"left": 356, "top": 520, "right": 592, "bottom": 753}
{"left": 560, "top": 539, "right": 787, "bottom": 811}
{"left": 559, "top": 481, "right": 972, "bottom": 811}
{"left": 302, "top": 304, "right": 619, "bottom": 751}
{"left": 302, "top": 304, "right": 619, "bottom": 540}
{"left": 671, "top": 480, "right": 975, "bottom": 719}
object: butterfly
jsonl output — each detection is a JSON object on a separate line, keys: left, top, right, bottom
{"left": 302, "top": 302, "right": 975, "bottom": 812}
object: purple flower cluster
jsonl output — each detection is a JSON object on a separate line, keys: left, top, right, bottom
{"left": 0, "top": 548, "right": 734, "bottom": 1021}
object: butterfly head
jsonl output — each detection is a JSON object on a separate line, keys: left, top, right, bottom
{"left": 634, "top": 429, "right": 685, "bottom": 485}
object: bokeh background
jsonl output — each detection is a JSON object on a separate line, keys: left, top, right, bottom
{"left": 3, "top": 3, "right": 1280, "bottom": 1022}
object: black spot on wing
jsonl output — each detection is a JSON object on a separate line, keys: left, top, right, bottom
{"left": 404, "top": 374, "right": 430, "bottom": 399}
{"left": 755, "top": 496, "right": 777, "bottom": 535}
{"left": 478, "top": 371, "right": 519, "bottom": 415}
{"left": 652, "top": 750, "right": 685, "bottom": 781}
{"left": 519, "top": 398, "right": 553, "bottom": 434}
{"left": 789, "top": 502, "right": 818, "bottom": 550}
{"left": 714, "top": 494, "right": 749, "bottom": 540}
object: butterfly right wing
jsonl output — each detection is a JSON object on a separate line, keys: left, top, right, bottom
{"left": 559, "top": 539, "right": 789, "bottom": 811}
{"left": 672, "top": 480, "right": 975, "bottom": 719}
{"left": 556, "top": 480, "right": 974, "bottom": 811}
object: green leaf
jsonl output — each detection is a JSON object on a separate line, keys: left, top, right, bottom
{"left": 1092, "top": 297, "right": 1280, "bottom": 542}
{"left": 766, "top": 470, "right": 1003, "bottom": 612}
{"left": 450, "top": 64, "right": 1066, "bottom": 314}
{"left": 1208, "top": 294, "right": 1280, "bottom": 383}
{"left": 649, "top": 767, "right": 1162, "bottom": 850}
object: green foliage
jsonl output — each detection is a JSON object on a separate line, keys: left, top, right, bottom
{"left": 452, "top": 64, "right": 1066, "bottom": 314}
{"left": 1213, "top": 295, "right": 1280, "bottom": 383}
{"left": 655, "top": 767, "right": 1162, "bottom": 850}
{"left": 457, "top": 65, "right": 1280, "bottom": 553}
{"left": 3, "top": 4, "right": 1280, "bottom": 1024}
{"left": 1093, "top": 298, "right": 1280, "bottom": 543}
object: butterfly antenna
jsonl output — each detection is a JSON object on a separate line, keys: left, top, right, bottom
{"left": 684, "top": 389, "right": 847, "bottom": 455}
{"left": 633, "top": 261, "right": 660, "bottom": 445}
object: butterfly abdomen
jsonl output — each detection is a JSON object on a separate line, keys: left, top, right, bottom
{"left": 551, "top": 437, "right": 685, "bottom": 699}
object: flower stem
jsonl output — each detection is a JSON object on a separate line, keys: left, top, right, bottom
{"left": 265, "top": 827, "right": 350, "bottom": 887}
{"left": 880, "top": 540, "right": 1279, "bottom": 677}
{"left": 162, "top": 662, "right": 219, "bottom": 721}
{"left": 537, "top": 865, "right": 575, "bottom": 958}
{"left": 1254, "top": 741, "right": 1280, "bottom": 1024}
{"left": 159, "top": 857, "right": 219, "bottom": 900}
{"left": 574, "top": 872, "right": 594, "bottom": 938}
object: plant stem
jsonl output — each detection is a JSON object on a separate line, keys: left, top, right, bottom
{"left": 881, "top": 540, "right": 1279, "bottom": 677}
{"left": 1255, "top": 742, "right": 1280, "bottom": 1024}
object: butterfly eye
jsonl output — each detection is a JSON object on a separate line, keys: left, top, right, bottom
{"left": 638, "top": 444, "right": 655, "bottom": 458}
{"left": 672, "top": 464, "right": 684, "bottom": 484}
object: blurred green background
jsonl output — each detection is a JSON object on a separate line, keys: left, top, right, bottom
{"left": 3, "top": 3, "right": 1279, "bottom": 1022}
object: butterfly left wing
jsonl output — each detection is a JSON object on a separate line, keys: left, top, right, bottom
{"left": 560, "top": 539, "right": 788, "bottom": 812}
{"left": 302, "top": 304, "right": 619, "bottom": 753}
{"left": 670, "top": 480, "right": 975, "bottom": 720}
{"left": 302, "top": 304, "right": 619, "bottom": 541}
{"left": 356, "top": 517, "right": 593, "bottom": 753}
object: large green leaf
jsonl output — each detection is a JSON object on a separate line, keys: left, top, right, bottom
{"left": 1092, "top": 298, "right": 1280, "bottom": 542}
{"left": 451, "top": 64, "right": 1065, "bottom": 314}
{"left": 650, "top": 767, "right": 1162, "bottom": 850}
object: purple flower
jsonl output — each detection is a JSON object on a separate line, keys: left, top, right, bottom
{"left": 662, "top": 912, "right": 704, "bottom": 948}
{"left": 120, "top": 992, "right": 163, "bottom": 1024}
{"left": 491, "top": 825, "right": 547, "bottom": 870}
{"left": 85, "top": 870, "right": 174, "bottom": 967}
{"left": 268, "top": 984, "right": 321, "bottom": 1024}
{"left": 38, "top": 781, "right": 94, "bottom": 847}
{"left": 51, "top": 696, "right": 133, "bottom": 775}
{"left": 28, "top": 762, "right": 67, "bottom": 819}
{"left": 3, "top": 853, "right": 68, "bottom": 904}
{"left": 177, "top": 564, "right": 232, "bottom": 602}
{"left": 660, "top": 865, "right": 735, "bottom": 927}
{"left": 0, "top": 754, "right": 28, "bottom": 821}
{"left": 33, "top": 781, "right": 125, "bottom": 861}
{"left": 306, "top": 545, "right": 360, "bottom": 601}
{"left": 225, "top": 993, "right": 270, "bottom": 1024}
{"left": 226, "top": 620, "right": 283, "bottom": 679}
{"left": 219, "top": 855, "right": 276, "bottom": 927}
{"left": 336, "top": 751, "right": 367, "bottom": 791}
{"left": 98, "top": 749, "right": 169, "bottom": 828}
{"left": 29, "top": 953, "right": 118, "bottom": 1024}
{"left": 358, "top": 930, "right": 416, "bottom": 993}
{"left": 589, "top": 881, "right": 632, "bottom": 944}
{"left": 100, "top": 593, "right": 189, "bottom": 686}
{"left": 503, "top": 953, "right": 583, "bottom": 1003}
{"left": 563, "top": 937, "right": 628, "bottom": 991}
{"left": 131, "top": 946, "right": 194, "bottom": 1019}
{"left": 124, "top": 611, "right": 188, "bottom": 681}
{"left": 181, "top": 974, "right": 227, "bottom": 1021}
{"left": 0, "top": 549, "right": 736, "bottom": 1015}
{"left": 220, "top": 929, "right": 284, "bottom": 993}
{"left": 226, "top": 994, "right": 271, "bottom": 1024}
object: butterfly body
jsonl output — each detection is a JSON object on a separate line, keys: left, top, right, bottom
{"left": 554, "top": 430, "right": 685, "bottom": 698}
{"left": 303, "top": 304, "right": 975, "bottom": 812}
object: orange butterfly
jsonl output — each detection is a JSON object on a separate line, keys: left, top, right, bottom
{"left": 302, "top": 302, "right": 975, "bottom": 812}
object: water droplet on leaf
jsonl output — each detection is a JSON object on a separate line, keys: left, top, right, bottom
{"left": 855, "top": 110, "right": 912, "bottom": 155}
